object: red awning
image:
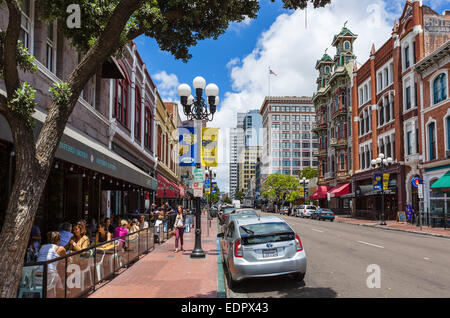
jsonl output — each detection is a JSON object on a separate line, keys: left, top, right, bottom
{"left": 310, "top": 186, "right": 331, "bottom": 200}
{"left": 156, "top": 174, "right": 180, "bottom": 198}
{"left": 329, "top": 183, "right": 351, "bottom": 198}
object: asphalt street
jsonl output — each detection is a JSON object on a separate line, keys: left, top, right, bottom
{"left": 224, "top": 211, "right": 450, "bottom": 298}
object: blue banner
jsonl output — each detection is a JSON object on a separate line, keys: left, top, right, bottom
{"left": 373, "top": 174, "right": 382, "bottom": 190}
{"left": 178, "top": 126, "right": 196, "bottom": 166}
{"left": 211, "top": 182, "right": 218, "bottom": 194}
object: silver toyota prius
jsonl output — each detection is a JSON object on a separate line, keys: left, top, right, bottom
{"left": 218, "top": 216, "right": 306, "bottom": 287}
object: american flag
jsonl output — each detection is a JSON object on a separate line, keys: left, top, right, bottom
{"left": 269, "top": 69, "right": 277, "bottom": 76}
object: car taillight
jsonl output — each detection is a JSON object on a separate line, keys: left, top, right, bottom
{"left": 295, "top": 235, "right": 303, "bottom": 252}
{"left": 234, "top": 239, "right": 243, "bottom": 258}
{"left": 332, "top": 213, "right": 335, "bottom": 216}
{"left": 304, "top": 209, "right": 306, "bottom": 212}
{"left": 320, "top": 213, "right": 325, "bottom": 215}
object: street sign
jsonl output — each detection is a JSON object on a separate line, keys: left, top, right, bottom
{"left": 418, "top": 184, "right": 424, "bottom": 199}
{"left": 194, "top": 182, "right": 204, "bottom": 197}
{"left": 194, "top": 168, "right": 204, "bottom": 182}
{"left": 411, "top": 177, "right": 422, "bottom": 188}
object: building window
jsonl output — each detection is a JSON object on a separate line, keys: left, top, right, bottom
{"left": 404, "top": 45, "right": 410, "bottom": 69}
{"left": 405, "top": 86, "right": 411, "bottom": 110}
{"left": 428, "top": 122, "right": 436, "bottom": 161}
{"left": 46, "top": 23, "right": 56, "bottom": 73}
{"left": 340, "top": 151, "right": 345, "bottom": 171}
{"left": 115, "top": 78, "right": 129, "bottom": 128}
{"left": 447, "top": 116, "right": 450, "bottom": 151}
{"left": 433, "top": 73, "right": 447, "bottom": 105}
{"left": 344, "top": 41, "right": 351, "bottom": 51}
{"left": 19, "top": 0, "right": 33, "bottom": 50}
{"left": 135, "top": 89, "right": 142, "bottom": 141}
{"left": 407, "top": 131, "right": 412, "bottom": 155}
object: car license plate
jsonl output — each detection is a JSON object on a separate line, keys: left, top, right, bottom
{"left": 263, "top": 248, "right": 278, "bottom": 258}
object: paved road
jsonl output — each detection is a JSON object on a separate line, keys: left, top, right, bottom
{"left": 225, "top": 211, "right": 450, "bottom": 298}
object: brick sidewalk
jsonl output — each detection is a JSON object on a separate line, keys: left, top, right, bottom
{"left": 88, "top": 215, "right": 224, "bottom": 298}
{"left": 335, "top": 216, "right": 450, "bottom": 238}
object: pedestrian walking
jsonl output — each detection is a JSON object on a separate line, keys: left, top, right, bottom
{"left": 174, "top": 206, "right": 186, "bottom": 253}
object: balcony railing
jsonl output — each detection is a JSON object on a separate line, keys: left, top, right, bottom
{"left": 312, "top": 122, "right": 327, "bottom": 132}
{"left": 330, "top": 138, "right": 348, "bottom": 148}
{"left": 332, "top": 107, "right": 347, "bottom": 120}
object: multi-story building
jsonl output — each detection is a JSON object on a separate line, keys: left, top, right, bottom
{"left": 155, "top": 98, "right": 184, "bottom": 207}
{"left": 259, "top": 96, "right": 318, "bottom": 178}
{"left": 416, "top": 39, "right": 449, "bottom": 224}
{"left": 311, "top": 24, "right": 356, "bottom": 211}
{"left": 239, "top": 146, "right": 260, "bottom": 194}
{"left": 229, "top": 128, "right": 238, "bottom": 198}
{"left": 0, "top": 1, "right": 159, "bottom": 232}
{"left": 351, "top": 1, "right": 449, "bottom": 220}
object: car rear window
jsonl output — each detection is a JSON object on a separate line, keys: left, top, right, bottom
{"left": 306, "top": 206, "right": 316, "bottom": 209}
{"left": 239, "top": 222, "right": 294, "bottom": 245}
{"left": 223, "top": 208, "right": 235, "bottom": 214}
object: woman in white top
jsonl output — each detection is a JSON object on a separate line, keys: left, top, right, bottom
{"left": 36, "top": 232, "right": 66, "bottom": 293}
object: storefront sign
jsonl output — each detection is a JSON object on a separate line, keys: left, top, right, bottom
{"left": 178, "top": 126, "right": 197, "bottom": 166}
{"left": 418, "top": 184, "right": 424, "bottom": 199}
{"left": 201, "top": 128, "right": 218, "bottom": 167}
{"left": 406, "top": 205, "right": 412, "bottom": 221}
{"left": 411, "top": 177, "right": 422, "bottom": 188}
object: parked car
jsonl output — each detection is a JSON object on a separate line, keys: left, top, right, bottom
{"left": 219, "top": 206, "right": 237, "bottom": 225}
{"left": 265, "top": 205, "right": 275, "bottom": 213}
{"left": 223, "top": 209, "right": 260, "bottom": 228}
{"left": 218, "top": 216, "right": 306, "bottom": 288}
{"left": 313, "top": 208, "right": 335, "bottom": 221}
{"left": 280, "top": 206, "right": 290, "bottom": 215}
{"left": 297, "top": 205, "right": 317, "bottom": 218}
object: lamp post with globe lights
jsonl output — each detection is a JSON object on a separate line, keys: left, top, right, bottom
{"left": 371, "top": 153, "right": 394, "bottom": 226}
{"left": 177, "top": 76, "right": 219, "bottom": 258}
{"left": 301, "top": 177, "right": 310, "bottom": 205}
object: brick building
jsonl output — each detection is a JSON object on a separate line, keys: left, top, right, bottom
{"left": 351, "top": 0, "right": 449, "bottom": 220}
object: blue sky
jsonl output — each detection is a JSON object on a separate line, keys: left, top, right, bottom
{"left": 135, "top": 0, "right": 448, "bottom": 193}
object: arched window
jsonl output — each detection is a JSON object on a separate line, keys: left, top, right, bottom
{"left": 433, "top": 73, "right": 447, "bottom": 104}
{"left": 344, "top": 41, "right": 351, "bottom": 51}
{"left": 428, "top": 122, "right": 436, "bottom": 161}
{"left": 115, "top": 73, "right": 129, "bottom": 128}
{"left": 144, "top": 106, "right": 153, "bottom": 151}
{"left": 379, "top": 104, "right": 384, "bottom": 126}
{"left": 325, "top": 66, "right": 330, "bottom": 74}
{"left": 135, "top": 88, "right": 141, "bottom": 141}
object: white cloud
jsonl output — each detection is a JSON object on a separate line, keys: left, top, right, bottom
{"left": 210, "top": 0, "right": 399, "bottom": 194}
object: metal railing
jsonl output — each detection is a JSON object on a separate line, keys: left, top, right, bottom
{"left": 17, "top": 226, "right": 156, "bottom": 298}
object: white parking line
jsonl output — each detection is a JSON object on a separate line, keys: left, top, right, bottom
{"left": 311, "top": 229, "right": 324, "bottom": 233}
{"left": 357, "top": 241, "right": 384, "bottom": 249}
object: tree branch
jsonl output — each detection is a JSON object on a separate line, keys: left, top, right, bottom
{"left": 4, "top": 0, "right": 22, "bottom": 98}
{"left": 35, "top": 0, "right": 144, "bottom": 165}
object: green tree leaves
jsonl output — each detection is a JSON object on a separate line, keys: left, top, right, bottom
{"left": 10, "top": 82, "right": 36, "bottom": 127}
{"left": 49, "top": 82, "right": 73, "bottom": 109}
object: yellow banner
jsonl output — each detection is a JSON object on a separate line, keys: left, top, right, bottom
{"left": 201, "top": 128, "right": 218, "bottom": 167}
{"left": 383, "top": 174, "right": 390, "bottom": 190}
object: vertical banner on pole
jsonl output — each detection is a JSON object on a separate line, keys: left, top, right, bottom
{"left": 201, "top": 128, "right": 218, "bottom": 167}
{"left": 178, "top": 126, "right": 196, "bottom": 166}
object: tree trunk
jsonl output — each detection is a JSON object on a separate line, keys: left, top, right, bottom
{"left": 0, "top": 115, "right": 49, "bottom": 298}
{"left": 0, "top": 0, "right": 144, "bottom": 298}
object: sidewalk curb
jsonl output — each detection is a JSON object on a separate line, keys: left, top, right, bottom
{"left": 335, "top": 219, "right": 450, "bottom": 240}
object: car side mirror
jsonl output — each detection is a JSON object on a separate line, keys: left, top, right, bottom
{"left": 217, "top": 233, "right": 224, "bottom": 238}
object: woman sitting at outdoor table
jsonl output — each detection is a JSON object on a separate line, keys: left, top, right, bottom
{"left": 95, "top": 223, "right": 112, "bottom": 245}
{"left": 68, "top": 223, "right": 90, "bottom": 253}
{"left": 36, "top": 232, "right": 66, "bottom": 293}
{"left": 113, "top": 220, "right": 129, "bottom": 247}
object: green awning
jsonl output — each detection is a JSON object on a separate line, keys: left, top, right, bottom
{"left": 431, "top": 170, "right": 450, "bottom": 190}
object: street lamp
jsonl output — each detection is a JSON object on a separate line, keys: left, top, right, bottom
{"left": 178, "top": 76, "right": 219, "bottom": 259}
{"left": 301, "top": 177, "right": 310, "bottom": 204}
{"left": 371, "top": 153, "right": 395, "bottom": 226}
